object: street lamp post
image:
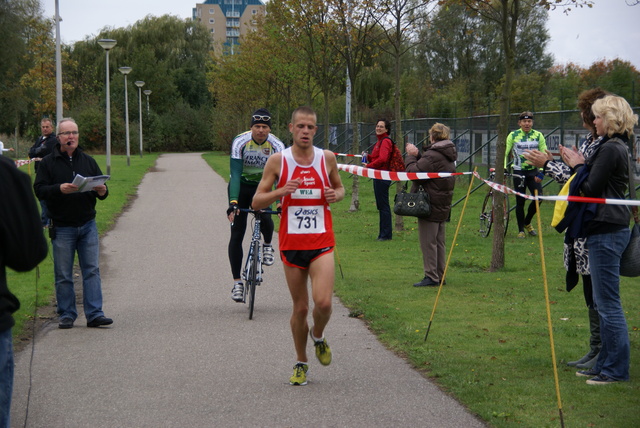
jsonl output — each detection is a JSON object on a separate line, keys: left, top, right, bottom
{"left": 55, "top": 0, "right": 63, "bottom": 123}
{"left": 97, "top": 39, "right": 117, "bottom": 175}
{"left": 119, "top": 67, "right": 132, "bottom": 166}
{"left": 135, "top": 81, "right": 145, "bottom": 157}
{"left": 143, "top": 90, "right": 152, "bottom": 117}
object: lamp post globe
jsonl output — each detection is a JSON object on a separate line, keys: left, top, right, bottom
{"left": 97, "top": 39, "right": 117, "bottom": 175}
{"left": 119, "top": 66, "right": 132, "bottom": 166}
{"left": 135, "top": 81, "right": 145, "bottom": 157}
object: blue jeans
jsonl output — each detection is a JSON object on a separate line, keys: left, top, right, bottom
{"left": 52, "top": 219, "right": 105, "bottom": 322}
{"left": 373, "top": 179, "right": 392, "bottom": 240}
{"left": 588, "top": 228, "right": 631, "bottom": 381}
{"left": 0, "top": 328, "right": 13, "bottom": 427}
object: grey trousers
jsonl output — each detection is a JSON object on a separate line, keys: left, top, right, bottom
{"left": 418, "top": 218, "right": 446, "bottom": 282}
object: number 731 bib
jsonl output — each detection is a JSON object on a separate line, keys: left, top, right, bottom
{"left": 287, "top": 204, "right": 326, "bottom": 234}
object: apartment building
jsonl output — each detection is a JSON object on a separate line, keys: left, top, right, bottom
{"left": 193, "top": 0, "right": 266, "bottom": 54}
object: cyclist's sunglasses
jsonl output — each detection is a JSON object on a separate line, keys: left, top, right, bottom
{"left": 252, "top": 115, "right": 271, "bottom": 121}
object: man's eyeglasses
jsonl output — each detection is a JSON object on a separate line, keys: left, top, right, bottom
{"left": 58, "top": 131, "right": 79, "bottom": 136}
{"left": 252, "top": 115, "right": 270, "bottom": 122}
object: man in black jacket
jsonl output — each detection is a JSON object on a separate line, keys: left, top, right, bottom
{"left": 0, "top": 156, "right": 48, "bottom": 426}
{"left": 34, "top": 118, "right": 113, "bottom": 329}
{"left": 29, "top": 118, "right": 58, "bottom": 227}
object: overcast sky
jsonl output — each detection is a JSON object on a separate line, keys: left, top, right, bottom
{"left": 44, "top": 0, "right": 640, "bottom": 69}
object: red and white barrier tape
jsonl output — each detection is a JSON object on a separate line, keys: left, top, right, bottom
{"left": 338, "top": 164, "right": 470, "bottom": 181}
{"left": 473, "top": 171, "right": 640, "bottom": 206}
{"left": 15, "top": 159, "right": 36, "bottom": 168}
{"left": 334, "top": 152, "right": 363, "bottom": 158}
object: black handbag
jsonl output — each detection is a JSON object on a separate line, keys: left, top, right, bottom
{"left": 620, "top": 153, "right": 640, "bottom": 277}
{"left": 393, "top": 183, "right": 431, "bottom": 218}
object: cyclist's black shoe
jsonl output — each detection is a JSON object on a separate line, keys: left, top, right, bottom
{"left": 231, "top": 282, "right": 244, "bottom": 302}
{"left": 524, "top": 224, "right": 537, "bottom": 236}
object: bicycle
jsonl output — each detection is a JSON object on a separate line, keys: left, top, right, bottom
{"left": 479, "top": 168, "right": 511, "bottom": 237}
{"left": 238, "top": 208, "right": 279, "bottom": 320}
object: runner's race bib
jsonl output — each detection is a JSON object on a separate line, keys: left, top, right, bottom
{"left": 287, "top": 205, "right": 326, "bottom": 234}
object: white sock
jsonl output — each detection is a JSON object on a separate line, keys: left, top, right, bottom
{"left": 310, "top": 332, "right": 324, "bottom": 343}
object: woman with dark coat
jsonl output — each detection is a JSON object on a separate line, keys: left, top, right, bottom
{"left": 404, "top": 123, "right": 457, "bottom": 287}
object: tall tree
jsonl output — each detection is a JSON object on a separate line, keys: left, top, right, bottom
{"left": 418, "top": 2, "right": 552, "bottom": 111}
{"left": 207, "top": 11, "right": 308, "bottom": 149}
{"left": 0, "top": 0, "right": 41, "bottom": 134}
{"left": 371, "top": 0, "right": 432, "bottom": 231}
{"left": 329, "top": 0, "right": 379, "bottom": 211}
{"left": 65, "top": 15, "right": 215, "bottom": 152}
{"left": 451, "top": 0, "right": 591, "bottom": 270}
{"left": 582, "top": 59, "right": 640, "bottom": 104}
{"left": 19, "top": 16, "right": 58, "bottom": 120}
{"left": 269, "top": 0, "right": 345, "bottom": 149}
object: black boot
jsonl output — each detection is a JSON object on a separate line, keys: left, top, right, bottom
{"left": 576, "top": 308, "right": 601, "bottom": 369}
{"left": 567, "top": 308, "right": 601, "bottom": 367}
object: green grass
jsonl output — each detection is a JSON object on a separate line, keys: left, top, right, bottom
{"left": 9, "top": 154, "right": 159, "bottom": 346}
{"left": 203, "top": 151, "right": 639, "bottom": 428}
{"left": 12, "top": 151, "right": 637, "bottom": 426}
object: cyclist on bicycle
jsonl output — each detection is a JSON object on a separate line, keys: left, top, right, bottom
{"left": 505, "top": 111, "right": 546, "bottom": 238}
{"left": 252, "top": 106, "right": 345, "bottom": 386}
{"left": 227, "top": 108, "right": 285, "bottom": 302}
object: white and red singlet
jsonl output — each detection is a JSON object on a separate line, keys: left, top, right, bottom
{"left": 278, "top": 146, "right": 335, "bottom": 251}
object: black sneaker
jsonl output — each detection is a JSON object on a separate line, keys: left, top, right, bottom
{"left": 586, "top": 374, "right": 621, "bottom": 385}
{"left": 576, "top": 369, "right": 599, "bottom": 377}
{"left": 87, "top": 316, "right": 113, "bottom": 328}
{"left": 413, "top": 276, "right": 438, "bottom": 287}
{"left": 59, "top": 318, "right": 74, "bottom": 329}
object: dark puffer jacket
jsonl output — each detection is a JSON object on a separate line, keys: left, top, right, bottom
{"left": 404, "top": 140, "right": 457, "bottom": 222}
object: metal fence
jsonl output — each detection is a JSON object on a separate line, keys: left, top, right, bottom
{"left": 317, "top": 108, "right": 640, "bottom": 181}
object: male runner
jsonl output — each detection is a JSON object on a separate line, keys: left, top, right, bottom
{"left": 252, "top": 106, "right": 345, "bottom": 386}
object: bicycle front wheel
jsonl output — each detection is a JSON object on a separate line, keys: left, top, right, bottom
{"left": 479, "top": 192, "right": 493, "bottom": 238}
{"left": 247, "top": 240, "right": 260, "bottom": 320}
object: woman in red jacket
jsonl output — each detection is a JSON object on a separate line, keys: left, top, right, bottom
{"left": 364, "top": 119, "right": 394, "bottom": 241}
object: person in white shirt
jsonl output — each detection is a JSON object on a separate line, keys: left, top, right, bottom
{"left": 0, "top": 140, "right": 14, "bottom": 155}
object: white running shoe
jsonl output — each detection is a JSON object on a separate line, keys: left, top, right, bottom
{"left": 231, "top": 282, "right": 244, "bottom": 302}
{"left": 262, "top": 244, "right": 275, "bottom": 266}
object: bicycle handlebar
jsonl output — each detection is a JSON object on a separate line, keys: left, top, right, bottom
{"left": 237, "top": 208, "right": 281, "bottom": 215}
{"left": 488, "top": 168, "right": 513, "bottom": 179}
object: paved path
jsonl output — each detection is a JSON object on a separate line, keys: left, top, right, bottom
{"left": 11, "top": 153, "right": 486, "bottom": 427}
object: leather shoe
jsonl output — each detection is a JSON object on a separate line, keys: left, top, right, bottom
{"left": 87, "top": 316, "right": 113, "bottom": 328}
{"left": 413, "top": 276, "right": 439, "bottom": 287}
{"left": 58, "top": 318, "right": 74, "bottom": 329}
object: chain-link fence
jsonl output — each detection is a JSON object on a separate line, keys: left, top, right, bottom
{"left": 318, "top": 108, "right": 640, "bottom": 181}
